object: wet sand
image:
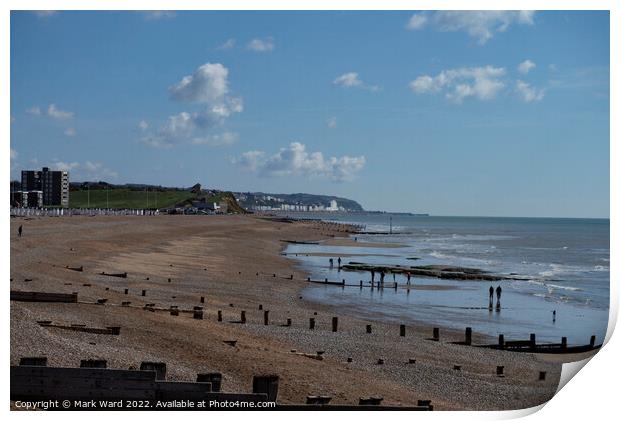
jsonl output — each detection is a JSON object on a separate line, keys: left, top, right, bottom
{"left": 10, "top": 215, "right": 571, "bottom": 410}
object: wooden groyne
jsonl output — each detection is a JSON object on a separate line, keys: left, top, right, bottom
{"left": 341, "top": 262, "right": 512, "bottom": 281}
{"left": 10, "top": 291, "right": 78, "bottom": 303}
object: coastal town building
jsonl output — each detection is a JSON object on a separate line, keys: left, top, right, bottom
{"left": 20, "top": 167, "right": 69, "bottom": 207}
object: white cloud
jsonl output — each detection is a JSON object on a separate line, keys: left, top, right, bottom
{"left": 234, "top": 142, "right": 366, "bottom": 182}
{"left": 410, "top": 66, "right": 506, "bottom": 102}
{"left": 518, "top": 59, "right": 536, "bottom": 74}
{"left": 169, "top": 63, "right": 230, "bottom": 103}
{"left": 49, "top": 160, "right": 118, "bottom": 179}
{"left": 406, "top": 11, "right": 535, "bottom": 44}
{"left": 83, "top": 161, "right": 119, "bottom": 179}
{"left": 516, "top": 80, "right": 545, "bottom": 102}
{"left": 141, "top": 11, "right": 176, "bottom": 20}
{"left": 10, "top": 148, "right": 18, "bottom": 161}
{"left": 33, "top": 11, "right": 57, "bottom": 18}
{"left": 138, "top": 120, "right": 149, "bottom": 131}
{"left": 143, "top": 63, "right": 243, "bottom": 148}
{"left": 333, "top": 72, "right": 362, "bottom": 87}
{"left": 50, "top": 161, "right": 80, "bottom": 171}
{"left": 26, "top": 106, "right": 41, "bottom": 116}
{"left": 64, "top": 127, "right": 77, "bottom": 137}
{"left": 406, "top": 13, "right": 428, "bottom": 30}
{"left": 247, "top": 37, "right": 275, "bottom": 52}
{"left": 218, "top": 38, "right": 236, "bottom": 50}
{"left": 326, "top": 117, "right": 337, "bottom": 129}
{"left": 235, "top": 150, "right": 265, "bottom": 172}
{"left": 192, "top": 132, "right": 238, "bottom": 146}
{"left": 333, "top": 72, "right": 379, "bottom": 91}
{"left": 47, "top": 104, "right": 74, "bottom": 120}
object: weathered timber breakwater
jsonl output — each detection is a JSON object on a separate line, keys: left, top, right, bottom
{"left": 340, "top": 262, "right": 530, "bottom": 282}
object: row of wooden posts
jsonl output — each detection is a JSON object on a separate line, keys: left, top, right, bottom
{"left": 111, "top": 287, "right": 593, "bottom": 351}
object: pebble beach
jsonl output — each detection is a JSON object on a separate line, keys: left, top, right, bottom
{"left": 9, "top": 214, "right": 595, "bottom": 410}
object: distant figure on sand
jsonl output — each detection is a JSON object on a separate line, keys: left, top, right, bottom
{"left": 329, "top": 258, "right": 333, "bottom": 269}
{"left": 18, "top": 225, "right": 23, "bottom": 237}
{"left": 552, "top": 310, "right": 556, "bottom": 323}
{"left": 371, "top": 270, "right": 375, "bottom": 284}
{"left": 496, "top": 285, "right": 502, "bottom": 309}
{"left": 406, "top": 272, "right": 411, "bottom": 285}
{"left": 380, "top": 271, "right": 385, "bottom": 286}
{"left": 392, "top": 272, "right": 396, "bottom": 282}
{"left": 337, "top": 257, "right": 342, "bottom": 270}
{"left": 489, "top": 286, "right": 494, "bottom": 308}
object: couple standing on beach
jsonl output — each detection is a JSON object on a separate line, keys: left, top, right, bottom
{"left": 329, "top": 257, "right": 342, "bottom": 270}
{"left": 489, "top": 285, "right": 502, "bottom": 310}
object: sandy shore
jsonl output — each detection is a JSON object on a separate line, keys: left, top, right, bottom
{"left": 10, "top": 215, "right": 577, "bottom": 410}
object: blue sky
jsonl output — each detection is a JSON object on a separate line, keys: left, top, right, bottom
{"left": 10, "top": 10, "right": 610, "bottom": 217}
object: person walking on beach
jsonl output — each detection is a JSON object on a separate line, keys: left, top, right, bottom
{"left": 329, "top": 258, "right": 333, "bottom": 269}
{"left": 489, "top": 286, "right": 494, "bottom": 309}
{"left": 496, "top": 285, "right": 502, "bottom": 309}
{"left": 380, "top": 270, "right": 385, "bottom": 287}
{"left": 370, "top": 270, "right": 375, "bottom": 285}
{"left": 337, "top": 257, "right": 342, "bottom": 270}
{"left": 552, "top": 310, "right": 556, "bottom": 323}
{"left": 406, "top": 271, "right": 411, "bottom": 285}
{"left": 17, "top": 225, "right": 23, "bottom": 238}
{"left": 393, "top": 272, "right": 396, "bottom": 282}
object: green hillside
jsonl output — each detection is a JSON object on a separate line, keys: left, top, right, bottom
{"left": 69, "top": 189, "right": 193, "bottom": 209}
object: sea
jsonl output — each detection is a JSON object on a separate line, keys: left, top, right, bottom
{"left": 281, "top": 213, "right": 610, "bottom": 346}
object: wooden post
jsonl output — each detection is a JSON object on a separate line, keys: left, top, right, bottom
{"left": 433, "top": 327, "right": 440, "bottom": 341}
{"left": 400, "top": 324, "right": 406, "bottom": 337}
{"left": 394, "top": 282, "right": 398, "bottom": 290}
{"left": 539, "top": 371, "right": 547, "bottom": 381}
{"left": 200, "top": 296, "right": 205, "bottom": 304}
{"left": 141, "top": 290, "right": 146, "bottom": 296}
{"left": 252, "top": 375, "right": 279, "bottom": 402}
{"left": 347, "top": 357, "right": 353, "bottom": 363}
{"left": 217, "top": 310, "right": 222, "bottom": 322}
{"left": 309, "top": 318, "right": 315, "bottom": 330}
{"left": 286, "top": 318, "right": 292, "bottom": 326}
{"left": 332, "top": 317, "right": 338, "bottom": 332}
{"left": 465, "top": 327, "right": 472, "bottom": 345}
{"left": 307, "top": 277, "right": 311, "bottom": 282}
{"left": 193, "top": 309, "right": 203, "bottom": 319}
{"left": 259, "top": 304, "right": 263, "bottom": 310}
{"left": 530, "top": 333, "right": 536, "bottom": 350}
{"left": 170, "top": 308, "right": 179, "bottom": 316}
{"left": 496, "top": 366, "right": 504, "bottom": 377}
{"left": 590, "top": 335, "right": 596, "bottom": 348}
{"left": 561, "top": 337, "right": 567, "bottom": 349}
{"left": 499, "top": 334, "right": 505, "bottom": 349}
{"left": 408, "top": 358, "right": 416, "bottom": 364}
{"left": 264, "top": 310, "right": 269, "bottom": 326}
{"left": 241, "top": 311, "right": 246, "bottom": 324}
{"left": 377, "top": 358, "right": 384, "bottom": 365}
{"left": 124, "top": 288, "right": 128, "bottom": 295}
{"left": 366, "top": 324, "right": 372, "bottom": 334}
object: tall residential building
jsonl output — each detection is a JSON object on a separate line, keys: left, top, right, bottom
{"left": 21, "top": 167, "right": 69, "bottom": 207}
